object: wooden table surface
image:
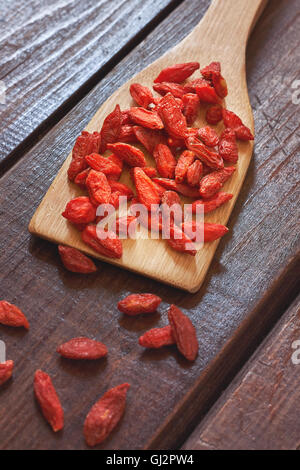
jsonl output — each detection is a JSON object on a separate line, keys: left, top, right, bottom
{"left": 0, "top": 0, "right": 299, "bottom": 450}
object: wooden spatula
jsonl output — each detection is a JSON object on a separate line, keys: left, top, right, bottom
{"left": 29, "top": 0, "right": 267, "bottom": 293}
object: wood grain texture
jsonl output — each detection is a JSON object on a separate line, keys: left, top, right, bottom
{"left": 29, "top": 0, "right": 266, "bottom": 293}
{"left": 0, "top": 0, "right": 299, "bottom": 450}
{"left": 182, "top": 295, "right": 300, "bottom": 450}
{"left": 0, "top": 0, "right": 179, "bottom": 170}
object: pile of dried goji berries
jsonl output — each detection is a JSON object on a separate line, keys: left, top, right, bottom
{"left": 64, "top": 61, "right": 254, "bottom": 258}
{"left": 0, "top": 294, "right": 197, "bottom": 446}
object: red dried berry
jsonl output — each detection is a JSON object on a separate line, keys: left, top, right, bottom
{"left": 118, "top": 293, "right": 162, "bottom": 315}
{"left": 192, "top": 192, "right": 233, "bottom": 214}
{"left": 68, "top": 131, "right": 101, "bottom": 181}
{"left": 168, "top": 304, "right": 198, "bottom": 361}
{"left": 34, "top": 370, "right": 64, "bottom": 432}
{"left": 74, "top": 168, "right": 90, "bottom": 189}
{"left": 62, "top": 196, "right": 96, "bottom": 224}
{"left": 198, "top": 126, "right": 219, "bottom": 147}
{"left": 107, "top": 180, "right": 134, "bottom": 199}
{"left": 175, "top": 150, "right": 196, "bottom": 183}
{"left": 186, "top": 160, "right": 203, "bottom": 187}
{"left": 222, "top": 109, "right": 254, "bottom": 141}
{"left": 185, "top": 135, "right": 224, "bottom": 170}
{"left": 139, "top": 325, "right": 175, "bottom": 349}
{"left": 133, "top": 126, "right": 167, "bottom": 154}
{"left": 206, "top": 104, "right": 223, "bottom": 125}
{"left": 119, "top": 125, "right": 137, "bottom": 143}
{"left": 199, "top": 166, "right": 236, "bottom": 199}
{"left": 166, "top": 225, "right": 198, "bottom": 256}
{"left": 154, "top": 62, "right": 200, "bottom": 83}
{"left": 129, "top": 107, "right": 164, "bottom": 130}
{"left": 57, "top": 337, "right": 107, "bottom": 360}
{"left": 58, "top": 245, "right": 97, "bottom": 273}
{"left": 0, "top": 301, "right": 29, "bottom": 329}
{"left": 143, "top": 166, "right": 157, "bottom": 178}
{"left": 200, "top": 61, "right": 221, "bottom": 80}
{"left": 152, "top": 177, "right": 200, "bottom": 198}
{"left": 100, "top": 104, "right": 122, "bottom": 152}
{"left": 156, "top": 93, "right": 187, "bottom": 140}
{"left": 218, "top": 129, "right": 239, "bottom": 163}
{"left": 153, "top": 144, "right": 177, "bottom": 179}
{"left": 84, "top": 383, "right": 130, "bottom": 447}
{"left": 195, "top": 81, "right": 220, "bottom": 104}
{"left": 130, "top": 83, "right": 157, "bottom": 108}
{"left": 153, "top": 82, "right": 186, "bottom": 99}
{"left": 0, "top": 360, "right": 14, "bottom": 386}
{"left": 133, "top": 167, "right": 161, "bottom": 209}
{"left": 107, "top": 142, "right": 146, "bottom": 167}
{"left": 82, "top": 225, "right": 122, "bottom": 259}
{"left": 182, "top": 93, "right": 200, "bottom": 126}
{"left": 85, "top": 153, "right": 122, "bottom": 177}
{"left": 182, "top": 221, "right": 229, "bottom": 242}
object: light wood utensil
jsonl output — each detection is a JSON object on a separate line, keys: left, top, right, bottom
{"left": 29, "top": 0, "right": 268, "bottom": 293}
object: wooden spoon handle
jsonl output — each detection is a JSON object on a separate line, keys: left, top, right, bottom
{"left": 190, "top": 0, "right": 268, "bottom": 53}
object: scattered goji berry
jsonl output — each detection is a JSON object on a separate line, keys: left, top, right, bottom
{"left": 119, "top": 125, "right": 137, "bottom": 143}
{"left": 192, "top": 192, "right": 233, "bottom": 214}
{"left": 74, "top": 168, "right": 90, "bottom": 189}
{"left": 182, "top": 221, "right": 229, "bottom": 242}
{"left": 152, "top": 178, "right": 200, "bottom": 198}
{"left": 199, "top": 166, "right": 236, "bottom": 198}
{"left": 167, "top": 136, "right": 185, "bottom": 150}
{"left": 183, "top": 78, "right": 209, "bottom": 93}
{"left": 156, "top": 93, "right": 187, "bottom": 139}
{"left": 118, "top": 293, "right": 162, "bottom": 315}
{"left": 107, "top": 142, "right": 146, "bottom": 167}
{"left": 133, "top": 167, "right": 161, "bottom": 209}
{"left": 0, "top": 301, "right": 29, "bottom": 329}
{"left": 166, "top": 225, "right": 197, "bottom": 256}
{"left": 212, "top": 72, "right": 228, "bottom": 98}
{"left": 82, "top": 225, "right": 122, "bottom": 259}
{"left": 200, "top": 61, "right": 221, "bottom": 80}
{"left": 185, "top": 135, "right": 224, "bottom": 170}
{"left": 175, "top": 150, "right": 196, "bottom": 183}
{"left": 161, "top": 191, "right": 182, "bottom": 225}
{"left": 34, "top": 370, "right": 64, "bottom": 432}
{"left": 139, "top": 325, "right": 175, "bottom": 349}
{"left": 153, "top": 82, "right": 186, "bottom": 99}
{"left": 57, "top": 337, "right": 107, "bottom": 360}
{"left": 130, "top": 83, "right": 157, "bottom": 108}
{"left": 100, "top": 104, "right": 122, "bottom": 152}
{"left": 218, "top": 129, "right": 239, "bottom": 163}
{"left": 153, "top": 144, "right": 177, "bottom": 179}
{"left": 154, "top": 62, "right": 200, "bottom": 84}
{"left": 133, "top": 126, "right": 167, "bottom": 154}
{"left": 86, "top": 171, "right": 111, "bottom": 205}
{"left": 195, "top": 81, "right": 220, "bottom": 104}
{"left": 58, "top": 245, "right": 97, "bottom": 273}
{"left": 107, "top": 180, "right": 134, "bottom": 199}
{"left": 62, "top": 196, "right": 96, "bottom": 224}
{"left": 84, "top": 383, "right": 130, "bottom": 447}
{"left": 115, "top": 216, "right": 137, "bottom": 237}
{"left": 222, "top": 109, "right": 254, "bottom": 140}
{"left": 168, "top": 304, "right": 198, "bottom": 361}
{"left": 198, "top": 126, "right": 219, "bottom": 147}
{"left": 182, "top": 93, "right": 200, "bottom": 126}
{"left": 121, "top": 109, "right": 133, "bottom": 125}
{"left": 143, "top": 166, "right": 157, "bottom": 178}
{"left": 85, "top": 153, "right": 123, "bottom": 177}
{"left": 129, "top": 107, "right": 164, "bottom": 130}
{"left": 68, "top": 131, "right": 101, "bottom": 181}
{"left": 206, "top": 104, "right": 223, "bottom": 125}
{"left": 186, "top": 160, "right": 203, "bottom": 187}
{"left": 0, "top": 360, "right": 14, "bottom": 386}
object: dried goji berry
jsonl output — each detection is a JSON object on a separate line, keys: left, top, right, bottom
{"left": 107, "top": 142, "right": 146, "bottom": 167}
{"left": 143, "top": 166, "right": 157, "bottom": 178}
{"left": 68, "top": 131, "right": 101, "bottom": 181}
{"left": 86, "top": 170, "right": 112, "bottom": 205}
{"left": 161, "top": 191, "right": 182, "bottom": 225}
{"left": 85, "top": 153, "right": 123, "bottom": 177}
{"left": 185, "top": 135, "right": 224, "bottom": 170}
{"left": 82, "top": 225, "right": 122, "bottom": 259}
{"left": 139, "top": 325, "right": 175, "bottom": 349}
{"left": 200, "top": 61, "right": 221, "bottom": 80}
{"left": 218, "top": 129, "right": 238, "bottom": 163}
{"left": 118, "top": 293, "right": 162, "bottom": 315}
{"left": 133, "top": 167, "right": 161, "bottom": 209}
{"left": 182, "top": 221, "right": 229, "bottom": 242}
{"left": 167, "top": 136, "right": 185, "bottom": 150}
{"left": 133, "top": 126, "right": 166, "bottom": 155}
{"left": 199, "top": 166, "right": 236, "bottom": 198}
{"left": 183, "top": 78, "right": 210, "bottom": 93}
{"left": 58, "top": 245, "right": 97, "bottom": 273}
{"left": 121, "top": 110, "right": 133, "bottom": 125}
{"left": 154, "top": 62, "right": 200, "bottom": 84}
{"left": 222, "top": 109, "right": 254, "bottom": 141}
{"left": 182, "top": 93, "right": 200, "bottom": 126}
{"left": 168, "top": 304, "right": 198, "bottom": 361}
{"left": 84, "top": 383, "right": 130, "bottom": 447}
{"left": 212, "top": 72, "right": 228, "bottom": 98}
{"left": 153, "top": 144, "right": 177, "bottom": 179}
{"left": 152, "top": 178, "right": 200, "bottom": 198}
{"left": 198, "top": 126, "right": 219, "bottom": 147}
{"left": 34, "top": 370, "right": 64, "bottom": 432}
{"left": 153, "top": 82, "right": 186, "bottom": 99}
{"left": 107, "top": 180, "right": 134, "bottom": 199}
{"left": 166, "top": 225, "right": 197, "bottom": 256}
{"left": 195, "top": 81, "right": 220, "bottom": 104}
{"left": 119, "top": 125, "right": 137, "bottom": 143}
{"left": 100, "top": 104, "right": 122, "bottom": 152}
{"left": 206, "top": 104, "right": 223, "bottom": 125}
{"left": 74, "top": 168, "right": 90, "bottom": 189}
{"left": 57, "top": 337, "right": 107, "bottom": 360}
{"left": 186, "top": 160, "right": 203, "bottom": 187}
{"left": 0, "top": 360, "right": 14, "bottom": 386}
{"left": 129, "top": 107, "right": 164, "bottom": 130}
{"left": 115, "top": 216, "right": 137, "bottom": 237}
{"left": 161, "top": 190, "right": 181, "bottom": 208}
{"left": 0, "top": 301, "right": 29, "bottom": 329}
{"left": 175, "top": 150, "right": 196, "bottom": 183}
{"left": 130, "top": 83, "right": 157, "bottom": 108}
{"left": 156, "top": 93, "right": 187, "bottom": 139}
{"left": 192, "top": 192, "right": 233, "bottom": 214}
{"left": 62, "top": 196, "right": 96, "bottom": 224}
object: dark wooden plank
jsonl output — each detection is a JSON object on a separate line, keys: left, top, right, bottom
{"left": 0, "top": 0, "right": 299, "bottom": 450}
{"left": 0, "top": 0, "right": 181, "bottom": 172}
{"left": 182, "top": 295, "right": 300, "bottom": 450}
